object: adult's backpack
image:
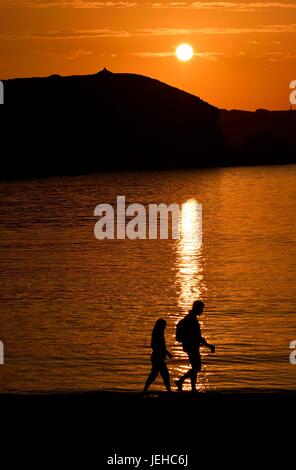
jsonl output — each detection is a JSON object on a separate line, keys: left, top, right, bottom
{"left": 176, "top": 318, "right": 185, "bottom": 343}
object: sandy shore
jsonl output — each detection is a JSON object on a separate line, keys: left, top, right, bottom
{"left": 1, "top": 390, "right": 295, "bottom": 466}
{"left": 1, "top": 389, "right": 295, "bottom": 423}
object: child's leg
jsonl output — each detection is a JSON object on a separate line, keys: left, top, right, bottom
{"left": 159, "top": 362, "right": 171, "bottom": 392}
{"left": 143, "top": 363, "right": 159, "bottom": 392}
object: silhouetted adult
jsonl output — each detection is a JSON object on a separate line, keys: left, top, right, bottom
{"left": 143, "top": 318, "right": 172, "bottom": 393}
{"left": 175, "top": 300, "right": 215, "bottom": 392}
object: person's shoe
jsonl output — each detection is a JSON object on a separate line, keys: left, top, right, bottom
{"left": 175, "top": 379, "right": 183, "bottom": 392}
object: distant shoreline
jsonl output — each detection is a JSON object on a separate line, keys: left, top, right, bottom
{"left": 1, "top": 70, "right": 295, "bottom": 181}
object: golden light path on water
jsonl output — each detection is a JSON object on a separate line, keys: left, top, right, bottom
{"left": 173, "top": 199, "right": 211, "bottom": 391}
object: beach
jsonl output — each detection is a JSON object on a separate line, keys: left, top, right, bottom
{"left": 1, "top": 390, "right": 295, "bottom": 468}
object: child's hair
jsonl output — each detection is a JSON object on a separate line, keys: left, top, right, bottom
{"left": 153, "top": 318, "right": 166, "bottom": 331}
{"left": 151, "top": 318, "right": 166, "bottom": 348}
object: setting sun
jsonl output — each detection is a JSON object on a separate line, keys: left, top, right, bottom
{"left": 176, "top": 44, "right": 194, "bottom": 62}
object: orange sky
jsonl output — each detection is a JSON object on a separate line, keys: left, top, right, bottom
{"left": 0, "top": 1, "right": 296, "bottom": 110}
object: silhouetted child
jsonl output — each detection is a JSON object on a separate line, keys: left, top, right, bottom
{"left": 143, "top": 318, "right": 172, "bottom": 393}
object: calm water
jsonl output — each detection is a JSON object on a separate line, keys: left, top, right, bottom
{"left": 0, "top": 166, "right": 295, "bottom": 393}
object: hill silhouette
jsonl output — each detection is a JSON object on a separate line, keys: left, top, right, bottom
{"left": 0, "top": 69, "right": 295, "bottom": 179}
{"left": 220, "top": 109, "right": 296, "bottom": 165}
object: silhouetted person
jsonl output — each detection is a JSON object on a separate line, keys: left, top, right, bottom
{"left": 175, "top": 300, "right": 215, "bottom": 392}
{"left": 143, "top": 318, "right": 172, "bottom": 393}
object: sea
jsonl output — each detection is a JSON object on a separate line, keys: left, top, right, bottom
{"left": 0, "top": 165, "right": 295, "bottom": 393}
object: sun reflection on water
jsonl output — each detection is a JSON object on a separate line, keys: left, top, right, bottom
{"left": 177, "top": 199, "right": 205, "bottom": 312}
{"left": 173, "top": 199, "right": 211, "bottom": 391}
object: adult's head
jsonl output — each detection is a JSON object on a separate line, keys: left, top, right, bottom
{"left": 190, "top": 300, "right": 204, "bottom": 316}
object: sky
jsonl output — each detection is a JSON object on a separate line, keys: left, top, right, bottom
{"left": 0, "top": 1, "right": 296, "bottom": 110}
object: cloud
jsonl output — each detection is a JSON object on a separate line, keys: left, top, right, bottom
{"left": 1, "top": 24, "right": 296, "bottom": 39}
{"left": 0, "top": 28, "right": 132, "bottom": 39}
{"left": 34, "top": 47, "right": 296, "bottom": 62}
{"left": 66, "top": 48, "right": 93, "bottom": 59}
{"left": 248, "top": 39, "right": 282, "bottom": 45}
{"left": 0, "top": 1, "right": 137, "bottom": 8}
{"left": 127, "top": 51, "right": 175, "bottom": 57}
{"left": 262, "top": 51, "right": 296, "bottom": 61}
{"left": 127, "top": 50, "right": 246, "bottom": 61}
{"left": 2, "top": 1, "right": 296, "bottom": 9}
{"left": 149, "top": 2, "right": 296, "bottom": 11}
{"left": 135, "top": 24, "right": 296, "bottom": 35}
{"left": 125, "top": 49, "right": 296, "bottom": 64}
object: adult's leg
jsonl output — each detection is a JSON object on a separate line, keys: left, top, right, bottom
{"left": 143, "top": 363, "right": 160, "bottom": 392}
{"left": 176, "top": 350, "right": 201, "bottom": 391}
{"left": 188, "top": 351, "right": 201, "bottom": 391}
{"left": 175, "top": 352, "right": 191, "bottom": 391}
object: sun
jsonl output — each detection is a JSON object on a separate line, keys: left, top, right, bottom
{"left": 176, "top": 43, "right": 194, "bottom": 62}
